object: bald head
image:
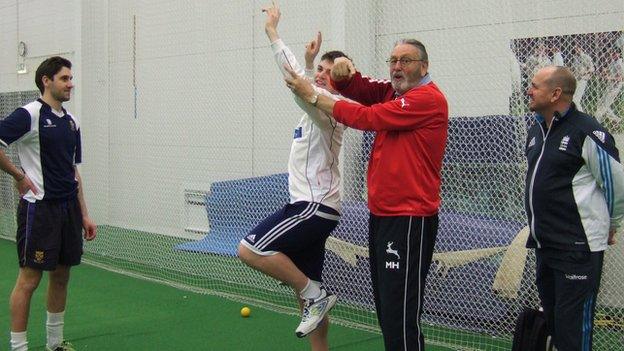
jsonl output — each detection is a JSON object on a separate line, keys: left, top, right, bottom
{"left": 540, "top": 66, "right": 576, "bottom": 98}
{"left": 528, "top": 66, "right": 577, "bottom": 119}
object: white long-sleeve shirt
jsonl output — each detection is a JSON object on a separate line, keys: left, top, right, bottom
{"left": 271, "top": 39, "right": 346, "bottom": 212}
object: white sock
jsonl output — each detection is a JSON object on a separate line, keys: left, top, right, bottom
{"left": 299, "top": 279, "right": 322, "bottom": 300}
{"left": 46, "top": 311, "right": 65, "bottom": 349}
{"left": 10, "top": 331, "right": 28, "bottom": 351}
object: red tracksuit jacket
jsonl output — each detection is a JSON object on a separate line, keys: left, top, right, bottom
{"left": 332, "top": 72, "right": 448, "bottom": 216}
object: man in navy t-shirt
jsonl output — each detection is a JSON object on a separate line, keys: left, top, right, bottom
{"left": 0, "top": 56, "right": 97, "bottom": 351}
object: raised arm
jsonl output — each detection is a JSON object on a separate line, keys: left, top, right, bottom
{"left": 262, "top": 1, "right": 280, "bottom": 43}
{"left": 262, "top": 2, "right": 305, "bottom": 80}
{"left": 262, "top": 2, "right": 340, "bottom": 129}
{"left": 330, "top": 58, "right": 394, "bottom": 106}
{"left": 330, "top": 86, "right": 447, "bottom": 131}
{"left": 285, "top": 64, "right": 445, "bottom": 132}
{"left": 305, "top": 31, "right": 322, "bottom": 73}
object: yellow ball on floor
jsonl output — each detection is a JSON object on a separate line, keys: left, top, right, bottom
{"left": 241, "top": 306, "right": 251, "bottom": 318}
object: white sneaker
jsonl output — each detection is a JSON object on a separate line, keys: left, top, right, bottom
{"left": 295, "top": 289, "right": 337, "bottom": 338}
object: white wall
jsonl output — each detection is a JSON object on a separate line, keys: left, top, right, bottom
{"left": 80, "top": 0, "right": 109, "bottom": 226}
{"left": 0, "top": 0, "right": 79, "bottom": 100}
{"left": 79, "top": 0, "right": 354, "bottom": 235}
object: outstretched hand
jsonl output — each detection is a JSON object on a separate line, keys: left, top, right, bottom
{"left": 305, "top": 31, "right": 322, "bottom": 65}
{"left": 262, "top": 1, "right": 281, "bottom": 41}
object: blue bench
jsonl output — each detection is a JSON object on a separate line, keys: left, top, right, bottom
{"left": 175, "top": 173, "right": 370, "bottom": 255}
{"left": 175, "top": 173, "right": 290, "bottom": 255}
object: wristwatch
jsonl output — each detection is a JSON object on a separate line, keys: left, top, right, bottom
{"left": 309, "top": 92, "right": 320, "bottom": 106}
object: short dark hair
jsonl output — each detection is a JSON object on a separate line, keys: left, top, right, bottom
{"left": 320, "top": 50, "right": 352, "bottom": 63}
{"left": 35, "top": 56, "right": 72, "bottom": 94}
{"left": 395, "top": 39, "right": 428, "bottom": 62}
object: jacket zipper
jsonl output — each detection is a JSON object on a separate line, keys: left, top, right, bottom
{"left": 528, "top": 122, "right": 551, "bottom": 248}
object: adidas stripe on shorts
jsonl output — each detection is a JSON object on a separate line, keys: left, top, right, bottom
{"left": 240, "top": 201, "right": 340, "bottom": 281}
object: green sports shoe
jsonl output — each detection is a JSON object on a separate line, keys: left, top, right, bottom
{"left": 46, "top": 340, "right": 76, "bottom": 351}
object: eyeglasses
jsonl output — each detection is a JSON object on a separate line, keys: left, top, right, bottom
{"left": 386, "top": 57, "right": 424, "bottom": 67}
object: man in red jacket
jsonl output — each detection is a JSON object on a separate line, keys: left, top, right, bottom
{"left": 285, "top": 39, "right": 448, "bottom": 351}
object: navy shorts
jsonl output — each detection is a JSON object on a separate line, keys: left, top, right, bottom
{"left": 16, "top": 197, "right": 84, "bottom": 271}
{"left": 240, "top": 201, "right": 340, "bottom": 281}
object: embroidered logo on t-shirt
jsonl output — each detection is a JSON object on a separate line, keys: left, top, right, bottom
{"left": 43, "top": 119, "right": 57, "bottom": 128}
{"left": 293, "top": 127, "right": 302, "bottom": 139}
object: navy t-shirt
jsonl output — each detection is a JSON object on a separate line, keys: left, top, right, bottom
{"left": 0, "top": 99, "right": 81, "bottom": 202}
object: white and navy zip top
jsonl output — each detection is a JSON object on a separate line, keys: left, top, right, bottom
{"left": 525, "top": 103, "right": 624, "bottom": 252}
{"left": 0, "top": 99, "right": 81, "bottom": 202}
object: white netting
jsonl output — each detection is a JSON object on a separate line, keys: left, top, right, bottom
{"left": 1, "top": 1, "right": 623, "bottom": 350}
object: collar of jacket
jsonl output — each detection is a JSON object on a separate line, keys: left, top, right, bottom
{"left": 393, "top": 73, "right": 433, "bottom": 99}
{"left": 535, "top": 102, "right": 575, "bottom": 126}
